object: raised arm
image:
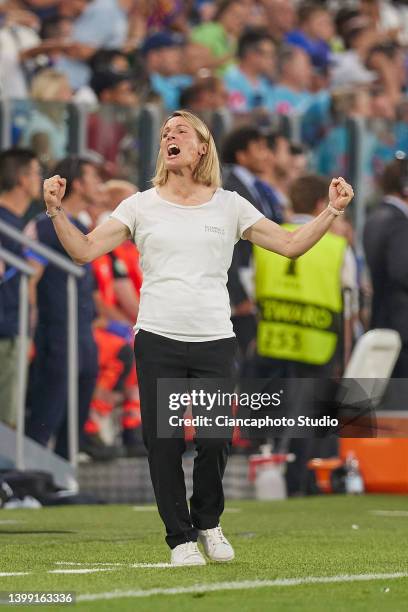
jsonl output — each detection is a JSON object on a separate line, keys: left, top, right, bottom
{"left": 244, "top": 178, "right": 354, "bottom": 257}
{"left": 44, "top": 175, "right": 130, "bottom": 265}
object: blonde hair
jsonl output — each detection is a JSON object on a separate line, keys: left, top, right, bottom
{"left": 152, "top": 110, "right": 221, "bottom": 188}
{"left": 30, "top": 69, "right": 70, "bottom": 124}
{"left": 30, "top": 69, "right": 70, "bottom": 102}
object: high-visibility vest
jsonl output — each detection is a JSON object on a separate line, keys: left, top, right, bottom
{"left": 254, "top": 224, "right": 347, "bottom": 365}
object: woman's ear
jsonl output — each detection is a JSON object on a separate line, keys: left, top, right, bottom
{"left": 200, "top": 143, "right": 208, "bottom": 156}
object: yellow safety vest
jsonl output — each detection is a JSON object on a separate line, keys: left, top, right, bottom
{"left": 254, "top": 224, "right": 347, "bottom": 365}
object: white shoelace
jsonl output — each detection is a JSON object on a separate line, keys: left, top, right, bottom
{"left": 184, "top": 541, "right": 199, "bottom": 554}
{"left": 207, "top": 526, "right": 228, "bottom": 544}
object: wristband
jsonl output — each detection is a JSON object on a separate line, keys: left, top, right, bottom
{"left": 327, "top": 203, "right": 345, "bottom": 217}
{"left": 46, "top": 205, "right": 63, "bottom": 219}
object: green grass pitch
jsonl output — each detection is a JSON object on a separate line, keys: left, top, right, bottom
{"left": 1, "top": 495, "right": 408, "bottom": 611}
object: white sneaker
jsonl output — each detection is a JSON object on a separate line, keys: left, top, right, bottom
{"left": 171, "top": 541, "right": 206, "bottom": 566}
{"left": 198, "top": 525, "right": 235, "bottom": 562}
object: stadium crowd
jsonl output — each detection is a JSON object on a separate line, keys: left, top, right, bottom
{"left": 0, "top": 0, "right": 407, "bottom": 470}
{"left": 0, "top": 0, "right": 406, "bottom": 175}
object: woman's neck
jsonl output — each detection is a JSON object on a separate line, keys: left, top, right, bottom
{"left": 164, "top": 170, "right": 197, "bottom": 199}
{"left": 158, "top": 171, "right": 216, "bottom": 205}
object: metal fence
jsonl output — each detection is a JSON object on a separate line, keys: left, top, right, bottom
{"left": 2, "top": 97, "right": 405, "bottom": 247}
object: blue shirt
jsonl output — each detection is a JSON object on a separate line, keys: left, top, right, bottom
{"left": 22, "top": 109, "right": 68, "bottom": 161}
{"left": 224, "top": 65, "right": 273, "bottom": 112}
{"left": 0, "top": 207, "right": 25, "bottom": 338}
{"left": 300, "top": 90, "right": 331, "bottom": 146}
{"left": 150, "top": 73, "right": 192, "bottom": 111}
{"left": 25, "top": 213, "right": 95, "bottom": 335}
{"left": 268, "top": 85, "right": 313, "bottom": 114}
{"left": 314, "top": 124, "right": 379, "bottom": 180}
{"left": 285, "top": 30, "right": 331, "bottom": 71}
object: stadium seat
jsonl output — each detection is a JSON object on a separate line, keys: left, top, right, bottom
{"left": 342, "top": 328, "right": 402, "bottom": 407}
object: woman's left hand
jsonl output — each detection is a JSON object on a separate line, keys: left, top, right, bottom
{"left": 329, "top": 177, "right": 354, "bottom": 212}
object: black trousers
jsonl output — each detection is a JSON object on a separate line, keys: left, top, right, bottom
{"left": 134, "top": 329, "right": 238, "bottom": 549}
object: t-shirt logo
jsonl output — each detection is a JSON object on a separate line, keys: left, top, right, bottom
{"left": 205, "top": 225, "right": 225, "bottom": 236}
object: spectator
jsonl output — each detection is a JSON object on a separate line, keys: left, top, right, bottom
{"left": 288, "top": 142, "right": 309, "bottom": 185}
{"left": 87, "top": 71, "right": 138, "bottom": 175}
{"left": 331, "top": 8, "right": 403, "bottom": 104}
{"left": 268, "top": 45, "right": 313, "bottom": 114}
{"left": 371, "top": 85, "right": 397, "bottom": 121}
{"left": 331, "top": 10, "right": 377, "bottom": 88}
{"left": 0, "top": 7, "right": 41, "bottom": 98}
{"left": 55, "top": 0, "right": 130, "bottom": 90}
{"left": 194, "top": 0, "right": 217, "bottom": 24}
{"left": 222, "top": 125, "right": 284, "bottom": 225}
{"left": 0, "top": 149, "right": 42, "bottom": 428}
{"left": 140, "top": 0, "right": 189, "bottom": 35}
{"left": 25, "top": 156, "right": 101, "bottom": 459}
{"left": 74, "top": 48, "right": 132, "bottom": 105}
{"left": 179, "top": 76, "right": 228, "bottom": 114}
{"left": 39, "top": 14, "right": 72, "bottom": 42}
{"left": 89, "top": 48, "right": 130, "bottom": 74}
{"left": 285, "top": 2, "right": 334, "bottom": 73}
{"left": 221, "top": 126, "right": 283, "bottom": 371}
{"left": 395, "top": 99, "right": 408, "bottom": 154}
{"left": 364, "top": 154, "right": 408, "bottom": 377}
{"left": 314, "top": 86, "right": 379, "bottom": 190}
{"left": 141, "top": 31, "right": 192, "bottom": 111}
{"left": 181, "top": 41, "right": 220, "bottom": 77}
{"left": 260, "top": 0, "right": 297, "bottom": 47}
{"left": 191, "top": 0, "right": 251, "bottom": 74}
{"left": 90, "top": 70, "right": 137, "bottom": 107}
{"left": 22, "top": 69, "right": 72, "bottom": 168}
{"left": 257, "top": 131, "right": 293, "bottom": 211}
{"left": 369, "top": 86, "right": 403, "bottom": 177}
{"left": 366, "top": 41, "right": 407, "bottom": 107}
{"left": 224, "top": 28, "right": 276, "bottom": 114}
{"left": 360, "top": 0, "right": 408, "bottom": 44}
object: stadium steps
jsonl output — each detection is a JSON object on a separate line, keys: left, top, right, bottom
{"left": 78, "top": 455, "right": 254, "bottom": 503}
{"left": 0, "top": 421, "right": 76, "bottom": 490}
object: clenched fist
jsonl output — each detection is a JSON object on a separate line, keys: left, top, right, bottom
{"left": 329, "top": 177, "right": 354, "bottom": 211}
{"left": 43, "top": 175, "right": 66, "bottom": 211}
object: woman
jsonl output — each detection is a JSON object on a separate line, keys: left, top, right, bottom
{"left": 23, "top": 69, "right": 72, "bottom": 168}
{"left": 43, "top": 110, "right": 354, "bottom": 566}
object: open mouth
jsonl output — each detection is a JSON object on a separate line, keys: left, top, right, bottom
{"left": 167, "top": 144, "right": 180, "bottom": 157}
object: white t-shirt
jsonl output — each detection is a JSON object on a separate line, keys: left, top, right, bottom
{"left": 0, "top": 26, "right": 40, "bottom": 98}
{"left": 110, "top": 187, "right": 264, "bottom": 342}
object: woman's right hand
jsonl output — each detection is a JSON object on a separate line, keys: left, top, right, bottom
{"left": 43, "top": 175, "right": 66, "bottom": 211}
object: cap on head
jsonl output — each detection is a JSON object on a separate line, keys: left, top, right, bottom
{"left": 141, "top": 31, "right": 185, "bottom": 56}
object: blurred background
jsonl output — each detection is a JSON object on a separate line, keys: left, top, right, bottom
{"left": 0, "top": 0, "right": 408, "bottom": 507}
